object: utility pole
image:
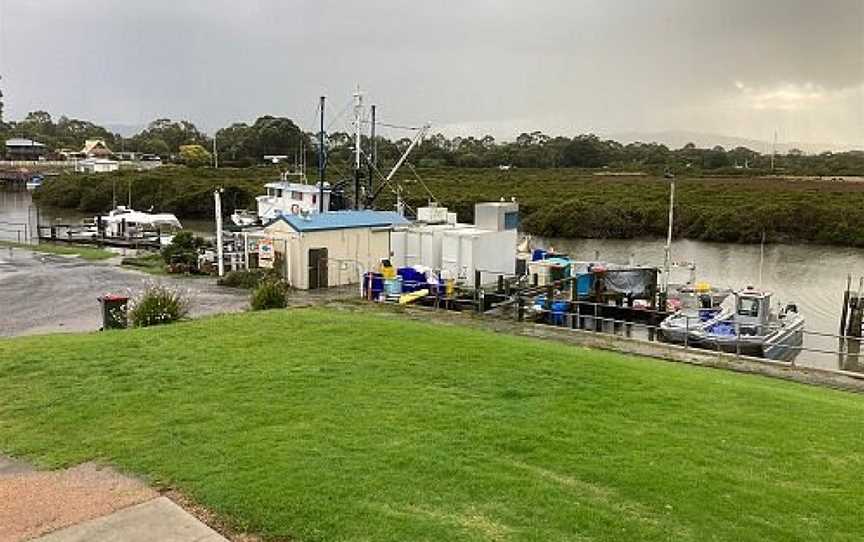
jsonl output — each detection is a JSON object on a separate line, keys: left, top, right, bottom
{"left": 352, "top": 86, "right": 363, "bottom": 209}
{"left": 318, "top": 96, "right": 326, "bottom": 213}
{"left": 214, "top": 188, "right": 224, "bottom": 277}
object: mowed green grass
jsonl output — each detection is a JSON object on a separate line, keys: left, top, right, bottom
{"left": 0, "top": 308, "right": 862, "bottom": 541}
{"left": 0, "top": 240, "right": 114, "bottom": 261}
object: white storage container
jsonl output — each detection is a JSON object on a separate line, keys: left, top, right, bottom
{"left": 441, "top": 228, "right": 517, "bottom": 283}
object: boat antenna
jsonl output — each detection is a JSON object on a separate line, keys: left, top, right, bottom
{"left": 662, "top": 170, "right": 675, "bottom": 296}
{"left": 128, "top": 178, "right": 132, "bottom": 208}
{"left": 318, "top": 95, "right": 326, "bottom": 213}
{"left": 770, "top": 129, "right": 777, "bottom": 172}
{"left": 758, "top": 230, "right": 766, "bottom": 287}
{"left": 112, "top": 179, "right": 117, "bottom": 209}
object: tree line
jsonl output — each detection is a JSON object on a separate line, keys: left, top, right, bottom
{"left": 2, "top": 108, "right": 862, "bottom": 175}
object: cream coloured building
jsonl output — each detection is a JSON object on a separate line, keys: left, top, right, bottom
{"left": 263, "top": 210, "right": 408, "bottom": 289}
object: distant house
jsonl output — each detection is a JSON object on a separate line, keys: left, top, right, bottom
{"left": 4, "top": 138, "right": 48, "bottom": 160}
{"left": 82, "top": 139, "right": 113, "bottom": 158}
{"left": 75, "top": 158, "right": 120, "bottom": 173}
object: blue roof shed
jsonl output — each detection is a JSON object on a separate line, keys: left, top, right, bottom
{"left": 269, "top": 210, "right": 409, "bottom": 233}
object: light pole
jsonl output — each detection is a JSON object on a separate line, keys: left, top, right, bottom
{"left": 662, "top": 170, "right": 675, "bottom": 300}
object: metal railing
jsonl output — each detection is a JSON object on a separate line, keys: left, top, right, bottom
{"left": 520, "top": 300, "right": 864, "bottom": 374}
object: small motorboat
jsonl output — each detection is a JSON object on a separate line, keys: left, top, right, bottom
{"left": 230, "top": 209, "right": 258, "bottom": 227}
{"left": 688, "top": 287, "right": 805, "bottom": 361}
{"left": 25, "top": 175, "right": 44, "bottom": 190}
{"left": 660, "top": 281, "right": 733, "bottom": 343}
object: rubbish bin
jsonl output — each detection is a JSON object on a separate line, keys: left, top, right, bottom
{"left": 98, "top": 294, "right": 129, "bottom": 330}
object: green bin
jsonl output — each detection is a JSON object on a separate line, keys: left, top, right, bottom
{"left": 98, "top": 294, "right": 129, "bottom": 329}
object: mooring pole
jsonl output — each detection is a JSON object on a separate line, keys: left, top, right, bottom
{"left": 839, "top": 274, "right": 851, "bottom": 363}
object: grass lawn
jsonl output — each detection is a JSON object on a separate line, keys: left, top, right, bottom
{"left": 0, "top": 308, "right": 862, "bottom": 541}
{"left": 120, "top": 253, "right": 168, "bottom": 275}
{"left": 0, "top": 240, "right": 114, "bottom": 261}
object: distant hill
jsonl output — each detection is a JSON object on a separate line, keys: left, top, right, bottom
{"left": 604, "top": 130, "right": 862, "bottom": 155}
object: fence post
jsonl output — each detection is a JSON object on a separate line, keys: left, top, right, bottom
{"left": 735, "top": 322, "right": 741, "bottom": 357}
{"left": 576, "top": 303, "right": 581, "bottom": 330}
{"left": 517, "top": 297, "right": 524, "bottom": 322}
{"left": 684, "top": 316, "right": 689, "bottom": 349}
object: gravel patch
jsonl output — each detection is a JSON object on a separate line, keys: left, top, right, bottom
{"left": 0, "top": 459, "right": 156, "bottom": 542}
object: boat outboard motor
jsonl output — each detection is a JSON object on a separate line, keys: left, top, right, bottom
{"left": 785, "top": 303, "right": 798, "bottom": 314}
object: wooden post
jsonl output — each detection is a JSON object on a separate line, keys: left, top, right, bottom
{"left": 474, "top": 270, "right": 482, "bottom": 313}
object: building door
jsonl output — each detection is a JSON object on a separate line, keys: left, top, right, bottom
{"left": 308, "top": 248, "right": 328, "bottom": 289}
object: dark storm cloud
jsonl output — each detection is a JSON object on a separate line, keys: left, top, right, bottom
{"left": 0, "top": 0, "right": 861, "bottom": 145}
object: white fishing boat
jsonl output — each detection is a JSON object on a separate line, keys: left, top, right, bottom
{"left": 687, "top": 287, "right": 805, "bottom": 361}
{"left": 256, "top": 179, "right": 331, "bottom": 223}
{"left": 90, "top": 206, "right": 183, "bottom": 246}
{"left": 230, "top": 209, "right": 258, "bottom": 227}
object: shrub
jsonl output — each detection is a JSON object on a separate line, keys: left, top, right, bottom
{"left": 129, "top": 285, "right": 191, "bottom": 327}
{"left": 161, "top": 230, "right": 206, "bottom": 272}
{"left": 250, "top": 279, "right": 288, "bottom": 311}
{"left": 218, "top": 269, "right": 279, "bottom": 289}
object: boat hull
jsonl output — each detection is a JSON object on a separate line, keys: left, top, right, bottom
{"left": 691, "top": 317, "right": 805, "bottom": 362}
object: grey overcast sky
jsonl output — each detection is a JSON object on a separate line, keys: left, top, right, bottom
{"left": 0, "top": 0, "right": 861, "bottom": 147}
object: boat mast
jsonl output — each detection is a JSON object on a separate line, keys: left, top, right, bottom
{"left": 367, "top": 104, "right": 376, "bottom": 207}
{"left": 318, "top": 96, "right": 326, "bottom": 213}
{"left": 662, "top": 171, "right": 675, "bottom": 295}
{"left": 353, "top": 86, "right": 363, "bottom": 209}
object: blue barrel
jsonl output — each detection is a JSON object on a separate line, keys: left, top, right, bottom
{"left": 384, "top": 277, "right": 403, "bottom": 296}
{"left": 575, "top": 273, "right": 593, "bottom": 297}
{"left": 397, "top": 267, "right": 427, "bottom": 292}
{"left": 551, "top": 300, "right": 570, "bottom": 325}
{"left": 364, "top": 272, "right": 384, "bottom": 297}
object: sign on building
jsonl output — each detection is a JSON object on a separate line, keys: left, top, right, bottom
{"left": 258, "top": 238, "right": 274, "bottom": 268}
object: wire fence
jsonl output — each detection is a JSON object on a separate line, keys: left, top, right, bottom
{"left": 518, "top": 299, "right": 864, "bottom": 373}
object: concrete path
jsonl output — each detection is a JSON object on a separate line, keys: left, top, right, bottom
{"left": 0, "top": 456, "right": 228, "bottom": 542}
{"left": 33, "top": 498, "right": 227, "bottom": 542}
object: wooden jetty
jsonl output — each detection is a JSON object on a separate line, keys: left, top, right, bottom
{"left": 37, "top": 224, "right": 162, "bottom": 250}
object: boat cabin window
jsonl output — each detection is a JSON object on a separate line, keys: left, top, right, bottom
{"left": 737, "top": 297, "right": 760, "bottom": 317}
{"left": 312, "top": 194, "right": 317, "bottom": 205}
{"left": 291, "top": 191, "right": 303, "bottom": 200}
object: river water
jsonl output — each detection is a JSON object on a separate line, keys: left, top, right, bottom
{"left": 2, "top": 189, "right": 861, "bottom": 371}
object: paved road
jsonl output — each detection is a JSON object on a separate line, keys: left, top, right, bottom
{"left": 0, "top": 248, "right": 249, "bottom": 337}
